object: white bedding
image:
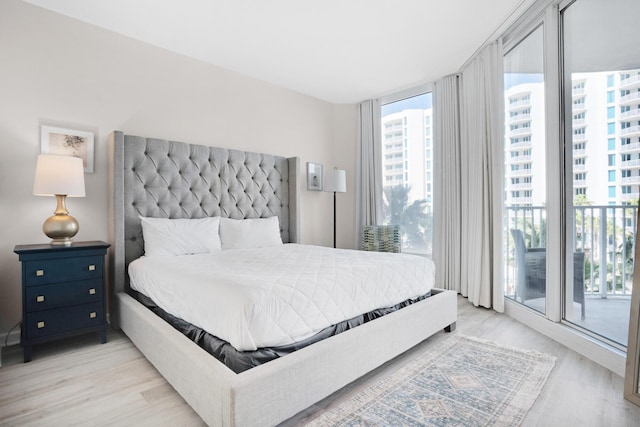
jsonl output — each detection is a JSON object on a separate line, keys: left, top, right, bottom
{"left": 128, "top": 244, "right": 435, "bottom": 351}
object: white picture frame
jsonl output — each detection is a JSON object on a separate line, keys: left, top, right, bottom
{"left": 41, "top": 125, "right": 95, "bottom": 173}
{"left": 307, "top": 162, "right": 323, "bottom": 191}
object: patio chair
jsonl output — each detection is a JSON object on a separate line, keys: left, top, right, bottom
{"left": 511, "top": 229, "right": 585, "bottom": 319}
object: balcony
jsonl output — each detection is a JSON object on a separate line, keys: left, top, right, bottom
{"left": 621, "top": 175, "right": 640, "bottom": 184}
{"left": 509, "top": 196, "right": 533, "bottom": 204}
{"left": 621, "top": 108, "right": 640, "bottom": 120}
{"left": 508, "top": 99, "right": 531, "bottom": 109}
{"left": 510, "top": 168, "right": 533, "bottom": 176}
{"left": 620, "top": 74, "right": 640, "bottom": 90}
{"left": 509, "top": 154, "right": 532, "bottom": 163}
{"left": 510, "top": 182, "right": 533, "bottom": 190}
{"left": 573, "top": 102, "right": 587, "bottom": 113}
{"left": 620, "top": 125, "right": 640, "bottom": 136}
{"left": 509, "top": 140, "right": 533, "bottom": 149}
{"left": 509, "top": 113, "right": 531, "bottom": 124}
{"left": 509, "top": 127, "right": 533, "bottom": 136}
{"left": 621, "top": 159, "right": 640, "bottom": 168}
{"left": 505, "top": 204, "right": 637, "bottom": 347}
{"left": 572, "top": 87, "right": 586, "bottom": 96}
{"left": 621, "top": 192, "right": 640, "bottom": 201}
{"left": 620, "top": 142, "right": 640, "bottom": 153}
{"left": 620, "top": 91, "right": 640, "bottom": 105}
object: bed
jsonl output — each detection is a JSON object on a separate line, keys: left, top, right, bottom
{"left": 108, "top": 131, "right": 457, "bottom": 426}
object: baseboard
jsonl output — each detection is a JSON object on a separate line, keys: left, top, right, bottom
{"left": 505, "top": 299, "right": 626, "bottom": 377}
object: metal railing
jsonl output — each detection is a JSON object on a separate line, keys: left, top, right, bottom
{"left": 505, "top": 204, "right": 637, "bottom": 299}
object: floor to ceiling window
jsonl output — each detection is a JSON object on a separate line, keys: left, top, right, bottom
{"left": 502, "top": 0, "right": 640, "bottom": 354}
{"left": 503, "top": 25, "right": 547, "bottom": 314}
{"left": 562, "top": 0, "right": 640, "bottom": 348}
{"left": 380, "top": 92, "right": 434, "bottom": 256}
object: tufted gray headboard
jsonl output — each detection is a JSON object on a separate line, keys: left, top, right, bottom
{"left": 108, "top": 131, "right": 300, "bottom": 304}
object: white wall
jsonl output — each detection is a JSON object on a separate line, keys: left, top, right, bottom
{"left": 0, "top": 0, "right": 358, "bottom": 332}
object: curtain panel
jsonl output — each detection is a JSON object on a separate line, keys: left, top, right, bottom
{"left": 433, "top": 74, "right": 462, "bottom": 293}
{"left": 433, "top": 41, "right": 505, "bottom": 311}
{"left": 458, "top": 40, "right": 505, "bottom": 311}
{"left": 355, "top": 99, "right": 383, "bottom": 248}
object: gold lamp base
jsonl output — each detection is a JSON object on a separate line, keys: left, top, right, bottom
{"left": 42, "top": 195, "right": 80, "bottom": 246}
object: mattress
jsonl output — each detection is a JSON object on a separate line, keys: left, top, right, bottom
{"left": 128, "top": 244, "right": 435, "bottom": 351}
{"left": 138, "top": 290, "right": 432, "bottom": 373}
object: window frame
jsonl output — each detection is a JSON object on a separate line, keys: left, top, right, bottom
{"left": 378, "top": 84, "right": 435, "bottom": 255}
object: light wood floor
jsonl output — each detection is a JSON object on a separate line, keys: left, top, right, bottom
{"left": 1, "top": 296, "right": 640, "bottom": 426}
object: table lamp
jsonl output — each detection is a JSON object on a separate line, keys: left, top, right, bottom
{"left": 33, "top": 154, "right": 86, "bottom": 246}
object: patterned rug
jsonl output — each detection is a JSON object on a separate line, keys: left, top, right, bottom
{"left": 305, "top": 334, "right": 555, "bottom": 426}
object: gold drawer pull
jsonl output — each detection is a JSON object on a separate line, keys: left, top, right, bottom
{"left": 37, "top": 321, "right": 45, "bottom": 329}
{"left": 89, "top": 312, "right": 97, "bottom": 319}
{"left": 88, "top": 265, "right": 96, "bottom": 271}
{"left": 89, "top": 288, "right": 96, "bottom": 295}
{"left": 36, "top": 270, "right": 44, "bottom": 277}
{"left": 36, "top": 295, "right": 45, "bottom": 303}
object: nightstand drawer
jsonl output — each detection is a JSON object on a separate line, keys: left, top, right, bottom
{"left": 24, "top": 255, "right": 103, "bottom": 286}
{"left": 25, "top": 279, "right": 104, "bottom": 312}
{"left": 25, "top": 302, "right": 105, "bottom": 338}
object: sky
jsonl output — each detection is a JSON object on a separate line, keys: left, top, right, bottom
{"left": 504, "top": 73, "right": 544, "bottom": 90}
{"left": 382, "top": 93, "right": 432, "bottom": 117}
{"left": 381, "top": 73, "right": 543, "bottom": 116}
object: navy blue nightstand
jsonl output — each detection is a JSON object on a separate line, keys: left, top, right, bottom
{"left": 14, "top": 241, "right": 110, "bottom": 362}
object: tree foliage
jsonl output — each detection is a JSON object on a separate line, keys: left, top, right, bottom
{"left": 383, "top": 185, "right": 432, "bottom": 253}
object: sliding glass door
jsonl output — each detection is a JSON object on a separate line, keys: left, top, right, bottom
{"left": 562, "top": 0, "right": 640, "bottom": 347}
{"left": 503, "top": 25, "right": 547, "bottom": 314}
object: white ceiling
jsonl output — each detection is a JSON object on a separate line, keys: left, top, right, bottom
{"left": 23, "top": 0, "right": 533, "bottom": 104}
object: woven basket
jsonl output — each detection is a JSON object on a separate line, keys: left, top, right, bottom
{"left": 361, "top": 225, "right": 401, "bottom": 253}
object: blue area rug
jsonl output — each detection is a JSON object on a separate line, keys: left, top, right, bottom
{"left": 306, "top": 334, "right": 555, "bottom": 426}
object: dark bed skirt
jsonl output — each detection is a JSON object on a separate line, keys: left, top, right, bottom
{"left": 135, "top": 290, "right": 432, "bottom": 373}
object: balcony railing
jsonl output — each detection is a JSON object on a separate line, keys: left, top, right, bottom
{"left": 621, "top": 91, "right": 640, "bottom": 104}
{"left": 620, "top": 74, "right": 640, "bottom": 88}
{"left": 620, "top": 142, "right": 640, "bottom": 153}
{"left": 505, "top": 204, "right": 637, "bottom": 299}
{"left": 621, "top": 108, "right": 640, "bottom": 120}
{"left": 620, "top": 125, "right": 640, "bottom": 136}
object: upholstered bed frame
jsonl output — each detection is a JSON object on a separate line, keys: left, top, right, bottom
{"left": 108, "top": 131, "right": 457, "bottom": 426}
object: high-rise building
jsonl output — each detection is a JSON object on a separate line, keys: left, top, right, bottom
{"left": 504, "top": 83, "right": 546, "bottom": 206}
{"left": 504, "top": 69, "right": 640, "bottom": 206}
{"left": 381, "top": 108, "right": 433, "bottom": 206}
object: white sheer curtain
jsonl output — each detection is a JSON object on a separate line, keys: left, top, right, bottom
{"left": 433, "top": 74, "right": 462, "bottom": 292}
{"left": 458, "top": 41, "right": 505, "bottom": 311}
{"left": 355, "top": 99, "right": 383, "bottom": 248}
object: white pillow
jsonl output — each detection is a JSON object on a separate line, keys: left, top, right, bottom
{"left": 140, "top": 216, "right": 221, "bottom": 257}
{"left": 219, "top": 216, "right": 283, "bottom": 249}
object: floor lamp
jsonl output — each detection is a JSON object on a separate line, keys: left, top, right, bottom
{"left": 324, "top": 168, "right": 346, "bottom": 248}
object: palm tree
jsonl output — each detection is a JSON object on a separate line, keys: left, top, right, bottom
{"left": 383, "top": 185, "right": 431, "bottom": 252}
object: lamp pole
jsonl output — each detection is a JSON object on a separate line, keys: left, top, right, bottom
{"left": 333, "top": 190, "right": 337, "bottom": 248}
{"left": 324, "top": 167, "right": 346, "bottom": 249}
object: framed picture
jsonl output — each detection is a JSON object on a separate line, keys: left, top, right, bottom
{"left": 41, "top": 125, "right": 95, "bottom": 173}
{"left": 307, "top": 162, "right": 323, "bottom": 191}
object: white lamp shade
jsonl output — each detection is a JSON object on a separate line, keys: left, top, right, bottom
{"left": 324, "top": 169, "right": 346, "bottom": 193}
{"left": 33, "top": 154, "right": 86, "bottom": 197}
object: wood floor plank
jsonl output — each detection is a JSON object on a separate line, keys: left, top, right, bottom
{"left": 0, "top": 296, "right": 639, "bottom": 426}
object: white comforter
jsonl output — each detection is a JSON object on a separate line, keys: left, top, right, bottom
{"left": 128, "top": 244, "right": 435, "bottom": 351}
